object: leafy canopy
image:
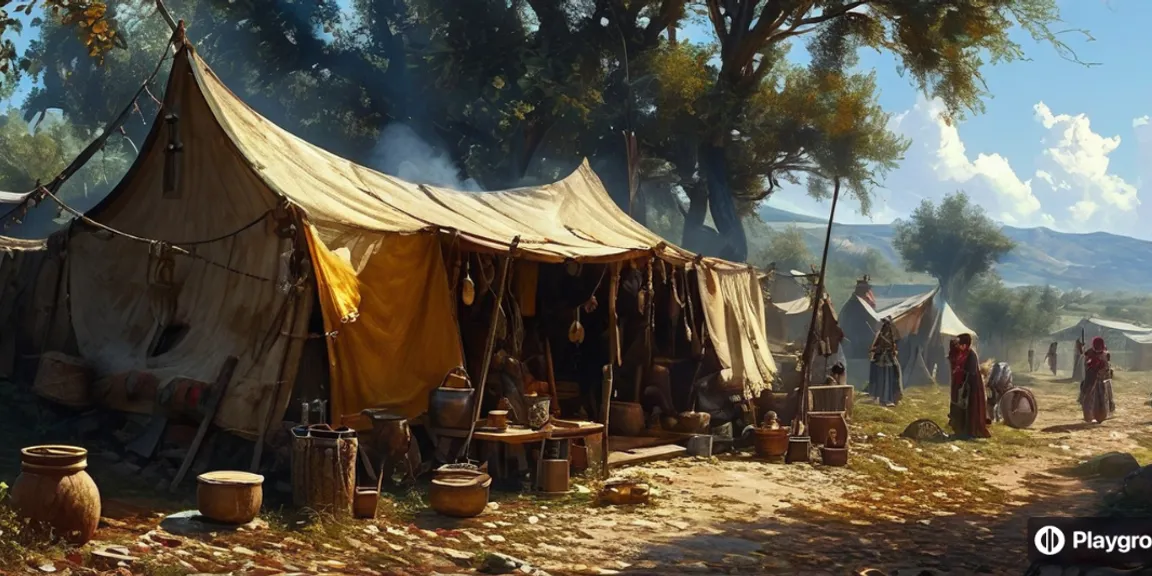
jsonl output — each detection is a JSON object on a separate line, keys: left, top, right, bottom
{"left": 892, "top": 191, "right": 1015, "bottom": 297}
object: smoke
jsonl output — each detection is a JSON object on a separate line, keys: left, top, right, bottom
{"left": 369, "top": 123, "right": 483, "bottom": 192}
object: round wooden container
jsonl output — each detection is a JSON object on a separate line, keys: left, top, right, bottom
{"left": 353, "top": 488, "right": 379, "bottom": 519}
{"left": 32, "top": 353, "right": 93, "bottom": 409}
{"left": 487, "top": 410, "right": 509, "bottom": 430}
{"left": 12, "top": 445, "right": 100, "bottom": 544}
{"left": 820, "top": 446, "right": 848, "bottom": 467}
{"left": 538, "top": 459, "right": 569, "bottom": 494}
{"left": 609, "top": 401, "right": 645, "bottom": 437}
{"left": 197, "top": 471, "right": 264, "bottom": 524}
{"left": 753, "top": 428, "right": 789, "bottom": 459}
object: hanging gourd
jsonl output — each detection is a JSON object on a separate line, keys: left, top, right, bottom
{"left": 461, "top": 258, "right": 476, "bottom": 306}
{"left": 568, "top": 308, "right": 585, "bottom": 344}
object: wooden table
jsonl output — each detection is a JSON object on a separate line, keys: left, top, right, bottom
{"left": 431, "top": 420, "right": 604, "bottom": 482}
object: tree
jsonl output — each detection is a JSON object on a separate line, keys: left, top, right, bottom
{"left": 757, "top": 224, "right": 813, "bottom": 272}
{"left": 684, "top": 0, "right": 1087, "bottom": 261}
{"left": 0, "top": 107, "right": 131, "bottom": 236}
{"left": 964, "top": 276, "right": 1060, "bottom": 360}
{"left": 893, "top": 191, "right": 1015, "bottom": 299}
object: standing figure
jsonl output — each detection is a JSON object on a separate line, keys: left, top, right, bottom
{"left": 866, "top": 318, "right": 903, "bottom": 407}
{"left": 1044, "top": 341, "right": 1058, "bottom": 376}
{"left": 948, "top": 334, "right": 991, "bottom": 438}
{"left": 1079, "top": 337, "right": 1115, "bottom": 424}
{"left": 987, "top": 361, "right": 1013, "bottom": 422}
{"left": 1072, "top": 337, "right": 1086, "bottom": 383}
{"left": 1027, "top": 346, "right": 1035, "bottom": 373}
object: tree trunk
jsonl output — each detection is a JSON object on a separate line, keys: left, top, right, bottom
{"left": 697, "top": 141, "right": 748, "bottom": 262}
{"left": 680, "top": 179, "right": 714, "bottom": 255}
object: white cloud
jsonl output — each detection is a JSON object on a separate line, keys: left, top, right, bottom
{"left": 771, "top": 96, "right": 1143, "bottom": 238}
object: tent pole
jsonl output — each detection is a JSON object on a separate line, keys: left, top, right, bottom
{"left": 796, "top": 177, "right": 840, "bottom": 435}
{"left": 459, "top": 237, "right": 519, "bottom": 461}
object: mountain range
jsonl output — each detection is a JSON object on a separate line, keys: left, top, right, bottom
{"left": 756, "top": 206, "right": 1152, "bottom": 293}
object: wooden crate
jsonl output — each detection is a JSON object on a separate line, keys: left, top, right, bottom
{"left": 809, "top": 384, "right": 853, "bottom": 419}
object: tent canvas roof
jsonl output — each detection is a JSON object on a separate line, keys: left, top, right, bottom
{"left": 939, "top": 301, "right": 976, "bottom": 338}
{"left": 1050, "top": 317, "right": 1152, "bottom": 340}
{"left": 771, "top": 296, "right": 812, "bottom": 316}
{"left": 177, "top": 48, "right": 746, "bottom": 269}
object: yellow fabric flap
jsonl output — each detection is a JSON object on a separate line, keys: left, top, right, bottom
{"left": 306, "top": 226, "right": 463, "bottom": 430}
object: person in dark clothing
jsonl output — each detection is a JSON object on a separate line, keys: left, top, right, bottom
{"left": 948, "top": 334, "right": 991, "bottom": 439}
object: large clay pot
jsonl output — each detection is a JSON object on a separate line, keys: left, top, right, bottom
{"left": 12, "top": 445, "right": 100, "bottom": 544}
{"left": 430, "top": 467, "right": 492, "bottom": 518}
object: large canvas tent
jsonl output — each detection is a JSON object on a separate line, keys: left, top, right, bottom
{"left": 7, "top": 40, "right": 776, "bottom": 438}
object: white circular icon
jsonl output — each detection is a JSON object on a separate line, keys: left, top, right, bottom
{"left": 1035, "top": 526, "right": 1066, "bottom": 555}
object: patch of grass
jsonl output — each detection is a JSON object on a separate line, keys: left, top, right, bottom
{"left": 0, "top": 482, "right": 75, "bottom": 567}
{"left": 132, "top": 558, "right": 193, "bottom": 576}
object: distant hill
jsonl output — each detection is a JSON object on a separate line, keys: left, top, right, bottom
{"left": 756, "top": 206, "right": 1152, "bottom": 293}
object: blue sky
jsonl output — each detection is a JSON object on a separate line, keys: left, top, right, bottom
{"left": 4, "top": 0, "right": 1151, "bottom": 238}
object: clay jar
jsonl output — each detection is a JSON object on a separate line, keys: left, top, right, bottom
{"left": 12, "top": 445, "right": 101, "bottom": 545}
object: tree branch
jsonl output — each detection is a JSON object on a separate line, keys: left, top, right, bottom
{"left": 642, "top": 0, "right": 685, "bottom": 45}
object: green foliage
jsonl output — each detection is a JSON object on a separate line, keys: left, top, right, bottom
{"left": 757, "top": 224, "right": 814, "bottom": 272}
{"left": 963, "top": 275, "right": 1060, "bottom": 353}
{"left": 0, "top": 107, "right": 130, "bottom": 235}
{"left": 892, "top": 191, "right": 1015, "bottom": 298}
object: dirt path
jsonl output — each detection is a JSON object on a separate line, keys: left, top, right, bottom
{"left": 6, "top": 372, "right": 1152, "bottom": 575}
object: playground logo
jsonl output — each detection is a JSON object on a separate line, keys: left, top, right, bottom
{"left": 1029, "top": 518, "right": 1152, "bottom": 565}
{"left": 1034, "top": 525, "right": 1065, "bottom": 555}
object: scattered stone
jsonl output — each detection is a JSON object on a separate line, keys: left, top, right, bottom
{"left": 488, "top": 535, "right": 506, "bottom": 543}
{"left": 1077, "top": 452, "right": 1140, "bottom": 479}
{"left": 1124, "top": 464, "right": 1152, "bottom": 503}
{"left": 481, "top": 552, "right": 525, "bottom": 574}
{"left": 528, "top": 516, "right": 539, "bottom": 525}
{"left": 870, "top": 455, "right": 907, "bottom": 473}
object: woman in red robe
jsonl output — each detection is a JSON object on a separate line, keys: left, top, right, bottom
{"left": 948, "top": 334, "right": 991, "bottom": 438}
{"left": 1079, "top": 337, "right": 1115, "bottom": 423}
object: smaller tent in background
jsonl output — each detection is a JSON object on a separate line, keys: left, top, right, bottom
{"left": 837, "top": 276, "right": 978, "bottom": 387}
{"left": 1050, "top": 317, "right": 1152, "bottom": 371}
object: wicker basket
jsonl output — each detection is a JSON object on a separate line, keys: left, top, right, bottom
{"left": 33, "top": 352, "right": 93, "bottom": 409}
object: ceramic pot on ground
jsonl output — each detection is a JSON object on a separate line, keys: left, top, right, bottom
{"left": 196, "top": 471, "right": 264, "bottom": 524}
{"left": 12, "top": 445, "right": 101, "bottom": 544}
{"left": 753, "top": 427, "right": 789, "bottom": 459}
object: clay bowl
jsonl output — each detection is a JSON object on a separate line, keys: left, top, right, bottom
{"left": 196, "top": 471, "right": 263, "bottom": 524}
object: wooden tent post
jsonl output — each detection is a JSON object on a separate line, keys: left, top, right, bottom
{"left": 459, "top": 237, "right": 519, "bottom": 460}
{"left": 797, "top": 177, "right": 841, "bottom": 435}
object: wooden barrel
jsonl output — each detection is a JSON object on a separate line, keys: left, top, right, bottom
{"left": 608, "top": 401, "right": 645, "bottom": 437}
{"left": 33, "top": 352, "right": 93, "bottom": 409}
{"left": 291, "top": 425, "right": 357, "bottom": 518}
{"left": 12, "top": 445, "right": 100, "bottom": 545}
